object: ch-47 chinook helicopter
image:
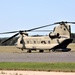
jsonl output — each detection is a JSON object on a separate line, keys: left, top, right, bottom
{"left": 0, "top": 21, "right": 74, "bottom": 53}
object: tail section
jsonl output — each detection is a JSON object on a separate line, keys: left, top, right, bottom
{"left": 51, "top": 24, "right": 71, "bottom": 38}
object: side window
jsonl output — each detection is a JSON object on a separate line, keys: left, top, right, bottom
{"left": 34, "top": 41, "right": 36, "bottom": 44}
{"left": 41, "top": 41, "right": 46, "bottom": 44}
{"left": 27, "top": 41, "right": 29, "bottom": 44}
{"left": 30, "top": 41, "right": 32, "bottom": 44}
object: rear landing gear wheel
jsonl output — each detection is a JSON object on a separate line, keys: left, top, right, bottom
{"left": 52, "top": 49, "right": 55, "bottom": 52}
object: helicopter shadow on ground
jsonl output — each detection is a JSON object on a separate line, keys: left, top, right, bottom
{"left": 53, "top": 48, "right": 71, "bottom": 52}
{"left": 13, "top": 49, "right": 71, "bottom": 54}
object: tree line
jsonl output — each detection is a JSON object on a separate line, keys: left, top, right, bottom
{"left": 0, "top": 37, "right": 18, "bottom": 46}
{"left": 0, "top": 33, "right": 75, "bottom": 46}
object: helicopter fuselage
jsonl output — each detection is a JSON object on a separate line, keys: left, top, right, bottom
{"left": 16, "top": 34, "right": 72, "bottom": 52}
{"left": 16, "top": 23, "right": 73, "bottom": 52}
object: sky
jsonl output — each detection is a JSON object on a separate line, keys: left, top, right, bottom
{"left": 0, "top": 0, "right": 75, "bottom": 37}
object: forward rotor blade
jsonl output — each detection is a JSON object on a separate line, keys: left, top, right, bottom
{"left": 29, "top": 30, "right": 53, "bottom": 32}
{"left": 1, "top": 33, "right": 19, "bottom": 44}
{"left": 26, "top": 23, "right": 55, "bottom": 32}
{"left": 0, "top": 31, "right": 19, "bottom": 34}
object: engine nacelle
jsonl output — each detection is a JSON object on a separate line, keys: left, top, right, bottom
{"left": 49, "top": 33, "right": 60, "bottom": 39}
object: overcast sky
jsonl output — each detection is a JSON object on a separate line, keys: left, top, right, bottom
{"left": 0, "top": 0, "right": 75, "bottom": 37}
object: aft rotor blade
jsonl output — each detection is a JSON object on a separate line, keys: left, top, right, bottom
{"left": 26, "top": 23, "right": 55, "bottom": 32}
{"left": 65, "top": 22, "right": 75, "bottom": 24}
{"left": 1, "top": 33, "right": 19, "bottom": 44}
{"left": 0, "top": 31, "right": 19, "bottom": 34}
{"left": 54, "top": 21, "right": 75, "bottom": 24}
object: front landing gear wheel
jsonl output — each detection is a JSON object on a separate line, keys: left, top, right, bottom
{"left": 27, "top": 50, "right": 31, "bottom": 53}
{"left": 39, "top": 50, "right": 44, "bottom": 53}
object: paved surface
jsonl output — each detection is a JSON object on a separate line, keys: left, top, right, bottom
{"left": 0, "top": 52, "right": 75, "bottom": 62}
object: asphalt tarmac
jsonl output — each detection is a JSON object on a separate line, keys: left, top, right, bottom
{"left": 0, "top": 52, "right": 75, "bottom": 62}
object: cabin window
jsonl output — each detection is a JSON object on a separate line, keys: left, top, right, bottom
{"left": 34, "top": 41, "right": 36, "bottom": 44}
{"left": 48, "top": 41, "right": 50, "bottom": 44}
{"left": 41, "top": 41, "right": 46, "bottom": 44}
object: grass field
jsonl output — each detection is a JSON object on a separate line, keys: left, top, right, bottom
{"left": 0, "top": 44, "right": 75, "bottom": 72}
{"left": 0, "top": 43, "right": 75, "bottom": 53}
{"left": 0, "top": 62, "right": 75, "bottom": 72}
{"left": 0, "top": 46, "right": 22, "bottom": 53}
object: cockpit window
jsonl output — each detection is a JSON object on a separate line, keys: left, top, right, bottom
{"left": 53, "top": 27, "right": 56, "bottom": 32}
